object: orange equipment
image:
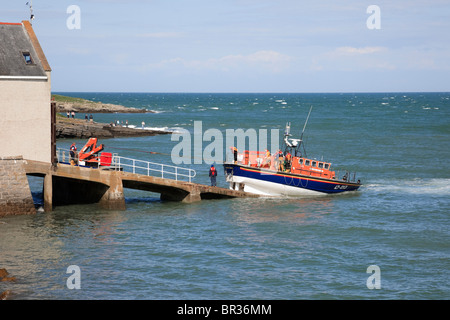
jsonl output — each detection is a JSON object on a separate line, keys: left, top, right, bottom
{"left": 78, "top": 138, "right": 104, "bottom": 167}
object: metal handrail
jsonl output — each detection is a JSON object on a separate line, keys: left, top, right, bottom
{"left": 56, "top": 148, "right": 196, "bottom": 182}
{"left": 111, "top": 155, "right": 196, "bottom": 182}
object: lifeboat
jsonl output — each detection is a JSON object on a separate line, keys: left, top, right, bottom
{"left": 223, "top": 108, "right": 362, "bottom": 196}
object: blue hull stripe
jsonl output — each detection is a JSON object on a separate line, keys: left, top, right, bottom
{"left": 225, "top": 164, "right": 360, "bottom": 194}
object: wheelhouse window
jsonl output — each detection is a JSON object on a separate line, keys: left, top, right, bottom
{"left": 22, "top": 52, "right": 33, "bottom": 65}
{"left": 298, "top": 158, "right": 303, "bottom": 165}
{"left": 324, "top": 163, "right": 330, "bottom": 169}
{"left": 305, "top": 159, "right": 310, "bottom": 166}
{"left": 312, "top": 161, "right": 317, "bottom": 167}
{"left": 318, "top": 162, "right": 324, "bottom": 169}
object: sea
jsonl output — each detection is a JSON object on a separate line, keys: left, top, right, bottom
{"left": 1, "top": 92, "right": 449, "bottom": 301}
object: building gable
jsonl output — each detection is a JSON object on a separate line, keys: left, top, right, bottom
{"left": 0, "top": 21, "right": 49, "bottom": 78}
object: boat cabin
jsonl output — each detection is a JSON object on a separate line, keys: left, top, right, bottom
{"left": 290, "top": 156, "right": 335, "bottom": 179}
{"left": 239, "top": 150, "right": 336, "bottom": 179}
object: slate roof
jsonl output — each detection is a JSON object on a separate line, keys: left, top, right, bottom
{"left": 0, "top": 21, "right": 51, "bottom": 78}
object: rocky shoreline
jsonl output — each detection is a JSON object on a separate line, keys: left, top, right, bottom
{"left": 54, "top": 94, "right": 170, "bottom": 139}
{"left": 57, "top": 118, "right": 172, "bottom": 139}
{"left": 53, "top": 94, "right": 153, "bottom": 114}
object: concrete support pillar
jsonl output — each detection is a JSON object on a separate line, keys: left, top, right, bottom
{"left": 160, "top": 186, "right": 201, "bottom": 203}
{"left": 98, "top": 171, "right": 126, "bottom": 210}
{"left": 43, "top": 173, "right": 53, "bottom": 212}
{"left": 52, "top": 173, "right": 125, "bottom": 210}
{"left": 181, "top": 188, "right": 201, "bottom": 203}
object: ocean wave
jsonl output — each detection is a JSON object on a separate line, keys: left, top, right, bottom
{"left": 143, "top": 126, "right": 171, "bottom": 131}
{"left": 363, "top": 178, "right": 450, "bottom": 196}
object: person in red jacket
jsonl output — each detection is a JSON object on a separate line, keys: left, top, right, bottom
{"left": 70, "top": 143, "right": 77, "bottom": 165}
{"left": 209, "top": 165, "right": 217, "bottom": 187}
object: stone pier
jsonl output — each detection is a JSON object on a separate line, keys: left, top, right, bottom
{"left": 21, "top": 160, "right": 259, "bottom": 212}
{"left": 0, "top": 156, "right": 36, "bottom": 217}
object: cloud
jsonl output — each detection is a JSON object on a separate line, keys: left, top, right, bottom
{"left": 311, "top": 46, "right": 395, "bottom": 71}
{"left": 135, "top": 32, "right": 185, "bottom": 38}
{"left": 65, "top": 46, "right": 91, "bottom": 55}
{"left": 333, "top": 46, "right": 388, "bottom": 55}
{"left": 145, "top": 50, "right": 293, "bottom": 73}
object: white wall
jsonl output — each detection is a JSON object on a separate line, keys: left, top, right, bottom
{"left": 0, "top": 72, "right": 51, "bottom": 163}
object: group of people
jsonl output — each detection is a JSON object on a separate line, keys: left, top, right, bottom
{"left": 231, "top": 146, "right": 292, "bottom": 172}
{"left": 110, "top": 119, "right": 129, "bottom": 127}
{"left": 207, "top": 146, "right": 295, "bottom": 187}
{"left": 66, "top": 111, "right": 94, "bottom": 122}
{"left": 85, "top": 114, "right": 94, "bottom": 122}
{"left": 270, "top": 149, "right": 292, "bottom": 172}
{"left": 66, "top": 111, "right": 76, "bottom": 118}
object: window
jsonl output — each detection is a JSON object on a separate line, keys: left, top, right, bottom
{"left": 325, "top": 163, "right": 330, "bottom": 169}
{"left": 312, "top": 161, "right": 317, "bottom": 167}
{"left": 318, "top": 162, "right": 324, "bottom": 169}
{"left": 22, "top": 52, "right": 33, "bottom": 65}
{"left": 305, "top": 160, "right": 310, "bottom": 166}
{"left": 298, "top": 158, "right": 303, "bottom": 165}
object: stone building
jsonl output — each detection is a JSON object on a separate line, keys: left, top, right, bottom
{"left": 0, "top": 20, "right": 52, "bottom": 163}
{"left": 0, "top": 21, "right": 52, "bottom": 217}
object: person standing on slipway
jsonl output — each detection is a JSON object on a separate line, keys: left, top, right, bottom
{"left": 209, "top": 165, "right": 217, "bottom": 187}
{"left": 69, "top": 143, "right": 77, "bottom": 165}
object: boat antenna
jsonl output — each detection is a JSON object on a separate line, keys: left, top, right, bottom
{"left": 298, "top": 106, "right": 312, "bottom": 157}
{"left": 300, "top": 106, "right": 312, "bottom": 141}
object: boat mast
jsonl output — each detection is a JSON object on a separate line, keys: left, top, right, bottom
{"left": 282, "top": 106, "right": 312, "bottom": 157}
{"left": 298, "top": 106, "right": 312, "bottom": 158}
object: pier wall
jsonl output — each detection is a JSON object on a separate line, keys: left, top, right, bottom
{"left": 0, "top": 156, "right": 36, "bottom": 217}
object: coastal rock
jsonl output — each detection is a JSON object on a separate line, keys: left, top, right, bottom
{"left": 0, "top": 276, "right": 16, "bottom": 282}
{"left": 0, "top": 290, "right": 11, "bottom": 300}
{"left": 56, "top": 119, "right": 172, "bottom": 139}
{"left": 57, "top": 102, "right": 150, "bottom": 113}
{"left": 52, "top": 94, "right": 154, "bottom": 114}
{"left": 55, "top": 101, "right": 151, "bottom": 114}
{"left": 0, "top": 268, "right": 16, "bottom": 282}
{"left": 0, "top": 268, "right": 8, "bottom": 278}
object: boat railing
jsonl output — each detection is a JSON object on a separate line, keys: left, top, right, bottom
{"left": 56, "top": 148, "right": 196, "bottom": 183}
{"left": 335, "top": 170, "right": 359, "bottom": 183}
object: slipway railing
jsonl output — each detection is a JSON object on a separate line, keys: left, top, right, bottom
{"left": 110, "top": 155, "right": 196, "bottom": 182}
{"left": 56, "top": 149, "right": 196, "bottom": 183}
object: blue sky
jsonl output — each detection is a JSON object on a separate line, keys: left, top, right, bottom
{"left": 2, "top": 0, "right": 450, "bottom": 92}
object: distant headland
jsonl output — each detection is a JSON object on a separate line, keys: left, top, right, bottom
{"left": 52, "top": 94, "right": 152, "bottom": 114}
{"left": 53, "top": 94, "right": 170, "bottom": 139}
